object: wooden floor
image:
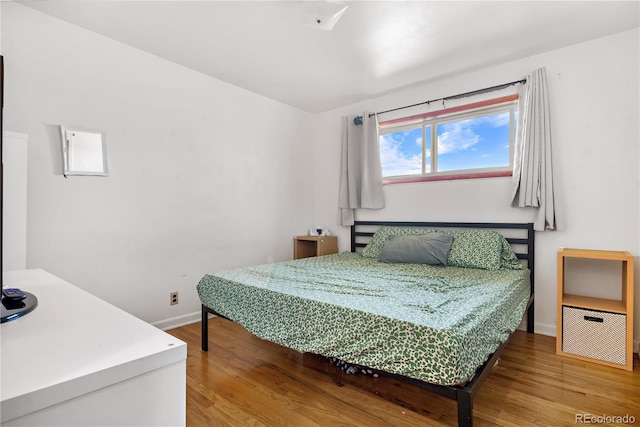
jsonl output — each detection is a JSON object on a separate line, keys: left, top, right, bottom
{"left": 168, "top": 319, "right": 640, "bottom": 426}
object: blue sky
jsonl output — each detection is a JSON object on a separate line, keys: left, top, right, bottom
{"left": 379, "top": 111, "right": 512, "bottom": 177}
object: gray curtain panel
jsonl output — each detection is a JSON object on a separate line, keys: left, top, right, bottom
{"left": 511, "top": 67, "right": 564, "bottom": 231}
{"left": 339, "top": 113, "right": 385, "bottom": 226}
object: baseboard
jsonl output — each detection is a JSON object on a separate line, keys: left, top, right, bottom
{"left": 152, "top": 310, "right": 201, "bottom": 331}
{"left": 534, "top": 322, "right": 556, "bottom": 337}
{"left": 516, "top": 319, "right": 556, "bottom": 337}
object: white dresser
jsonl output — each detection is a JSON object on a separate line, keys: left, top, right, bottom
{"left": 1, "top": 269, "right": 187, "bottom": 426}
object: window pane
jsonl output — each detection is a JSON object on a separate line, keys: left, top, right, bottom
{"left": 436, "top": 112, "right": 510, "bottom": 172}
{"left": 424, "top": 125, "right": 432, "bottom": 173}
{"left": 379, "top": 127, "right": 423, "bottom": 177}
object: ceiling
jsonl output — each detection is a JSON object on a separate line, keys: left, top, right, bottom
{"left": 19, "top": 1, "right": 640, "bottom": 113}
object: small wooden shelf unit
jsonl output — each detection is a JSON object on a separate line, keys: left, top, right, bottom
{"left": 294, "top": 235, "right": 338, "bottom": 260}
{"left": 556, "top": 248, "right": 634, "bottom": 371}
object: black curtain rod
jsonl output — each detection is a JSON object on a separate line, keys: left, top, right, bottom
{"left": 353, "top": 78, "right": 526, "bottom": 125}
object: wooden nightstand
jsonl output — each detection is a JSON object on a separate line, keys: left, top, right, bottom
{"left": 293, "top": 235, "right": 338, "bottom": 260}
{"left": 556, "top": 248, "right": 634, "bottom": 371}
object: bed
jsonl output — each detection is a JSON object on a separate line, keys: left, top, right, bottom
{"left": 198, "top": 221, "right": 535, "bottom": 426}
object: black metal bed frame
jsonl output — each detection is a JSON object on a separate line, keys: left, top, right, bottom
{"left": 350, "top": 221, "right": 535, "bottom": 426}
{"left": 201, "top": 221, "right": 535, "bottom": 427}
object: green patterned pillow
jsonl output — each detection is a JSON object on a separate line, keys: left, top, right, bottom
{"left": 499, "top": 237, "right": 524, "bottom": 270}
{"left": 447, "top": 229, "right": 503, "bottom": 270}
{"left": 361, "top": 226, "right": 436, "bottom": 259}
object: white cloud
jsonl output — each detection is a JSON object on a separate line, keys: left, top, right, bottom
{"left": 438, "top": 112, "right": 509, "bottom": 154}
{"left": 438, "top": 121, "right": 480, "bottom": 154}
{"left": 379, "top": 133, "right": 422, "bottom": 177}
{"left": 486, "top": 112, "right": 510, "bottom": 128}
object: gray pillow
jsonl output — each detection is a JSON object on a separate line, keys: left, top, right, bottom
{"left": 362, "top": 226, "right": 435, "bottom": 258}
{"left": 380, "top": 233, "right": 453, "bottom": 265}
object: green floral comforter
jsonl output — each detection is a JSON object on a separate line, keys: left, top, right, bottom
{"left": 197, "top": 252, "right": 530, "bottom": 385}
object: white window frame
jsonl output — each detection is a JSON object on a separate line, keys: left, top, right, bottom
{"left": 379, "top": 97, "right": 518, "bottom": 184}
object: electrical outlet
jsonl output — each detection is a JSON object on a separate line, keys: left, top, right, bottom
{"left": 170, "top": 292, "right": 179, "bottom": 305}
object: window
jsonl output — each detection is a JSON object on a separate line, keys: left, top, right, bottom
{"left": 379, "top": 95, "right": 518, "bottom": 183}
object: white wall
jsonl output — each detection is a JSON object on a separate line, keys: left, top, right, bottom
{"left": 1, "top": 3, "right": 314, "bottom": 326}
{"left": 311, "top": 28, "right": 640, "bottom": 349}
{"left": 2, "top": 132, "right": 28, "bottom": 271}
